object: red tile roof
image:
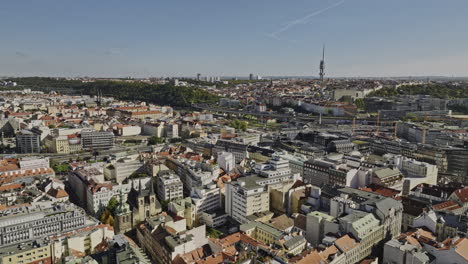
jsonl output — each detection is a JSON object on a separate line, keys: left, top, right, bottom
{"left": 360, "top": 183, "right": 400, "bottom": 198}
{"left": 452, "top": 188, "right": 468, "bottom": 203}
{"left": 47, "top": 188, "right": 69, "bottom": 198}
{"left": 0, "top": 183, "right": 23, "bottom": 191}
{"left": 432, "top": 200, "right": 461, "bottom": 211}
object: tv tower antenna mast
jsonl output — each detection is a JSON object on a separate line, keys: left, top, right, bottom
{"left": 319, "top": 44, "right": 325, "bottom": 82}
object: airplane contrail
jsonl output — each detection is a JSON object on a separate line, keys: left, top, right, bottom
{"left": 269, "top": 0, "right": 346, "bottom": 39}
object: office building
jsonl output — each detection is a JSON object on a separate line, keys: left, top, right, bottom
{"left": 81, "top": 131, "right": 114, "bottom": 150}
{"left": 225, "top": 178, "right": 270, "bottom": 224}
{"left": 191, "top": 184, "right": 221, "bottom": 222}
{"left": 15, "top": 129, "right": 41, "bottom": 153}
{"left": 157, "top": 172, "right": 183, "bottom": 201}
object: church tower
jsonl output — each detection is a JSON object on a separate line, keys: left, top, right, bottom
{"left": 114, "top": 187, "right": 132, "bottom": 234}
{"left": 137, "top": 179, "right": 146, "bottom": 220}
{"left": 149, "top": 177, "right": 161, "bottom": 216}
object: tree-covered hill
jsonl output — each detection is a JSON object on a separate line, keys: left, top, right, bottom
{"left": 368, "top": 83, "right": 468, "bottom": 99}
{"left": 7, "top": 77, "right": 219, "bottom": 107}
{"left": 81, "top": 81, "right": 219, "bottom": 107}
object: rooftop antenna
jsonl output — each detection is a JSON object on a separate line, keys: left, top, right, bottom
{"left": 319, "top": 44, "right": 325, "bottom": 82}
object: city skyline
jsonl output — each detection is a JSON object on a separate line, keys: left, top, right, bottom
{"left": 1, "top": 0, "right": 468, "bottom": 77}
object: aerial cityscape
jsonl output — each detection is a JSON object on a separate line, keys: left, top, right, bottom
{"left": 1, "top": 1, "right": 468, "bottom": 264}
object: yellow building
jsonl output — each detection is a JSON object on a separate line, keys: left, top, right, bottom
{"left": 44, "top": 135, "right": 82, "bottom": 154}
{"left": 168, "top": 197, "right": 196, "bottom": 229}
{"left": 289, "top": 188, "right": 308, "bottom": 214}
{"left": 0, "top": 240, "right": 52, "bottom": 264}
{"left": 240, "top": 221, "right": 283, "bottom": 245}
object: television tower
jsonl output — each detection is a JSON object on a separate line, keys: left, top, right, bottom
{"left": 319, "top": 45, "right": 325, "bottom": 82}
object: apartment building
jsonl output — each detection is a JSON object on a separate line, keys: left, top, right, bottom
{"left": 0, "top": 204, "right": 92, "bottom": 248}
{"left": 372, "top": 167, "right": 403, "bottom": 188}
{"left": 397, "top": 122, "right": 442, "bottom": 145}
{"left": 44, "top": 134, "right": 82, "bottom": 154}
{"left": 137, "top": 215, "right": 207, "bottom": 264}
{"left": 276, "top": 152, "right": 307, "bottom": 177}
{"left": 213, "top": 139, "right": 249, "bottom": 163}
{"left": 124, "top": 110, "right": 163, "bottom": 120}
{"left": 0, "top": 158, "right": 55, "bottom": 185}
{"left": 112, "top": 124, "right": 141, "bottom": 136}
{"left": 383, "top": 229, "right": 467, "bottom": 264}
{"left": 104, "top": 158, "right": 144, "bottom": 183}
{"left": 191, "top": 184, "right": 221, "bottom": 221}
{"left": 51, "top": 224, "right": 114, "bottom": 262}
{"left": 142, "top": 122, "right": 165, "bottom": 137}
{"left": 303, "top": 158, "right": 337, "bottom": 186}
{"left": 0, "top": 239, "right": 52, "bottom": 264}
{"left": 306, "top": 210, "right": 385, "bottom": 262}
{"left": 240, "top": 221, "right": 283, "bottom": 245}
{"left": 217, "top": 151, "right": 235, "bottom": 173}
{"left": 165, "top": 157, "right": 220, "bottom": 192}
{"left": 157, "top": 172, "right": 183, "bottom": 201}
{"left": 225, "top": 178, "right": 270, "bottom": 224}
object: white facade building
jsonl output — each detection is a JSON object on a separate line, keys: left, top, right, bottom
{"left": 394, "top": 155, "right": 438, "bottom": 189}
{"left": 225, "top": 180, "right": 269, "bottom": 224}
{"left": 157, "top": 172, "right": 183, "bottom": 201}
{"left": 191, "top": 184, "right": 221, "bottom": 220}
{"left": 19, "top": 157, "right": 50, "bottom": 170}
{"left": 217, "top": 152, "right": 235, "bottom": 173}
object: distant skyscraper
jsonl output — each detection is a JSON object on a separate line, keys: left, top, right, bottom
{"left": 319, "top": 45, "right": 325, "bottom": 82}
{"left": 249, "top": 73, "right": 254, "bottom": 80}
{"left": 197, "top": 73, "right": 201, "bottom": 81}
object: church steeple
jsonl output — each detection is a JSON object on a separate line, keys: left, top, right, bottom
{"left": 149, "top": 177, "right": 155, "bottom": 195}
{"left": 138, "top": 179, "right": 143, "bottom": 196}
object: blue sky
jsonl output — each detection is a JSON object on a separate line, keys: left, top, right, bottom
{"left": 1, "top": 0, "right": 468, "bottom": 77}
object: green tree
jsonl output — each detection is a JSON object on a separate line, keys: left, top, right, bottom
{"left": 354, "top": 98, "right": 365, "bottom": 109}
{"left": 51, "top": 162, "right": 69, "bottom": 174}
{"left": 99, "top": 208, "right": 115, "bottom": 227}
{"left": 403, "top": 112, "right": 418, "bottom": 121}
{"left": 229, "top": 119, "right": 248, "bottom": 131}
{"left": 107, "top": 196, "right": 119, "bottom": 213}
{"left": 148, "top": 136, "right": 164, "bottom": 145}
{"left": 206, "top": 226, "right": 224, "bottom": 239}
{"left": 160, "top": 199, "right": 170, "bottom": 211}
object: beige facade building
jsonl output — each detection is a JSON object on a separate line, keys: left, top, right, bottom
{"left": 0, "top": 239, "right": 52, "bottom": 264}
{"left": 51, "top": 224, "right": 114, "bottom": 262}
{"left": 240, "top": 221, "right": 283, "bottom": 245}
{"left": 225, "top": 178, "right": 270, "bottom": 224}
